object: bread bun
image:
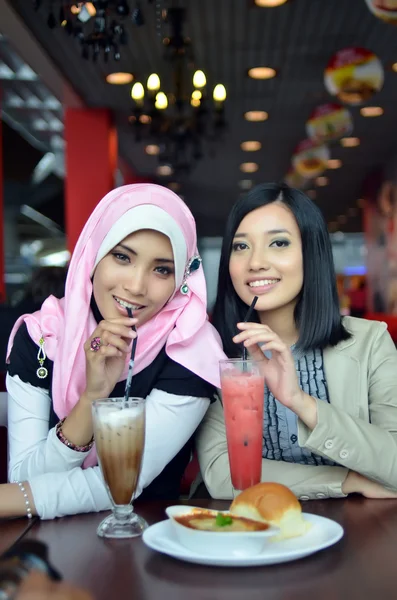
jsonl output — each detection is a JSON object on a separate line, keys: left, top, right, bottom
{"left": 230, "top": 483, "right": 311, "bottom": 540}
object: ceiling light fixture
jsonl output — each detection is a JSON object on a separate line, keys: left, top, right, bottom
{"left": 327, "top": 159, "right": 342, "bottom": 169}
{"left": 241, "top": 141, "right": 262, "bottom": 152}
{"left": 360, "top": 106, "right": 384, "bottom": 117}
{"left": 316, "top": 176, "right": 329, "bottom": 187}
{"left": 340, "top": 137, "right": 360, "bottom": 147}
{"left": 157, "top": 165, "right": 173, "bottom": 176}
{"left": 240, "top": 162, "right": 259, "bottom": 173}
{"left": 239, "top": 179, "right": 254, "bottom": 190}
{"left": 106, "top": 72, "right": 134, "bottom": 84}
{"left": 145, "top": 144, "right": 160, "bottom": 156}
{"left": 255, "top": 0, "right": 288, "bottom": 5}
{"left": 36, "top": 1, "right": 148, "bottom": 62}
{"left": 129, "top": 7, "right": 227, "bottom": 177}
{"left": 244, "top": 111, "right": 268, "bottom": 122}
{"left": 248, "top": 67, "right": 276, "bottom": 80}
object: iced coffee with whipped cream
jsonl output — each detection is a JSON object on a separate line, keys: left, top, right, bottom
{"left": 92, "top": 397, "right": 147, "bottom": 538}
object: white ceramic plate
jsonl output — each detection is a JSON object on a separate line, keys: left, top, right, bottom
{"left": 142, "top": 513, "right": 344, "bottom": 567}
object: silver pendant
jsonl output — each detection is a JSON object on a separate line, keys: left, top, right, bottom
{"left": 36, "top": 366, "right": 48, "bottom": 379}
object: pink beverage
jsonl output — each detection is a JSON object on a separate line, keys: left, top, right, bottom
{"left": 220, "top": 360, "right": 264, "bottom": 490}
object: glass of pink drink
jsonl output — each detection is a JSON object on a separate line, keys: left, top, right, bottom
{"left": 220, "top": 359, "right": 265, "bottom": 491}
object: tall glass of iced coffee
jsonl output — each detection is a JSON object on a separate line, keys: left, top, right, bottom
{"left": 92, "top": 397, "right": 147, "bottom": 539}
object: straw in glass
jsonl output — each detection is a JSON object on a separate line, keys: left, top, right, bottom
{"left": 242, "top": 296, "right": 258, "bottom": 362}
{"left": 124, "top": 307, "right": 138, "bottom": 401}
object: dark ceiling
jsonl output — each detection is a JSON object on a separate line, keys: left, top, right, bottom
{"left": 6, "top": 0, "right": 397, "bottom": 236}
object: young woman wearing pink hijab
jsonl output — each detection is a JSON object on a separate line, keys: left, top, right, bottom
{"left": 1, "top": 183, "right": 225, "bottom": 520}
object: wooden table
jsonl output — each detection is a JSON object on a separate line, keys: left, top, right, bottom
{"left": 0, "top": 517, "right": 37, "bottom": 556}
{"left": 23, "top": 497, "right": 397, "bottom": 600}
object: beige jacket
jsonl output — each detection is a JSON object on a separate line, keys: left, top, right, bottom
{"left": 196, "top": 317, "right": 397, "bottom": 500}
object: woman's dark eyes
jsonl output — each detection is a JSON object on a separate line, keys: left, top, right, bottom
{"left": 155, "top": 266, "right": 174, "bottom": 276}
{"left": 270, "top": 239, "right": 290, "bottom": 248}
{"left": 232, "top": 240, "right": 290, "bottom": 251}
{"left": 232, "top": 242, "right": 248, "bottom": 252}
{"left": 111, "top": 253, "right": 173, "bottom": 276}
{"left": 112, "top": 252, "right": 130, "bottom": 262}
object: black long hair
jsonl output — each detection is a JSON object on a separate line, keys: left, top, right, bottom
{"left": 213, "top": 183, "right": 351, "bottom": 357}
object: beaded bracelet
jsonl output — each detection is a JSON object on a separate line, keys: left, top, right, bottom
{"left": 55, "top": 417, "right": 94, "bottom": 453}
{"left": 16, "top": 482, "right": 33, "bottom": 519}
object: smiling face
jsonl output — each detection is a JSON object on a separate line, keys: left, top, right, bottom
{"left": 92, "top": 229, "right": 176, "bottom": 326}
{"left": 229, "top": 202, "right": 304, "bottom": 316}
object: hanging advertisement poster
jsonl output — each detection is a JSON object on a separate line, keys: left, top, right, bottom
{"left": 324, "top": 47, "right": 384, "bottom": 105}
{"left": 292, "top": 139, "right": 330, "bottom": 179}
{"left": 306, "top": 103, "right": 353, "bottom": 144}
{"left": 365, "top": 0, "right": 397, "bottom": 24}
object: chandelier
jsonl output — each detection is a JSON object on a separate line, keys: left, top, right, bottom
{"left": 33, "top": 1, "right": 148, "bottom": 62}
{"left": 128, "top": 7, "right": 227, "bottom": 178}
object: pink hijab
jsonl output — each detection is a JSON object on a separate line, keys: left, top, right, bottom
{"left": 7, "top": 184, "right": 225, "bottom": 426}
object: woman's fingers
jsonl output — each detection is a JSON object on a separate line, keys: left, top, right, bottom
{"left": 95, "top": 344, "right": 126, "bottom": 359}
{"left": 233, "top": 328, "right": 277, "bottom": 345}
{"left": 237, "top": 321, "right": 272, "bottom": 331}
{"left": 96, "top": 331, "right": 131, "bottom": 353}
{"left": 259, "top": 340, "right": 289, "bottom": 355}
{"left": 84, "top": 318, "right": 137, "bottom": 353}
{"left": 97, "top": 319, "right": 137, "bottom": 339}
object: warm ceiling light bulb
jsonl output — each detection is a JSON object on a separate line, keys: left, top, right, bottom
{"left": 340, "top": 137, "right": 360, "bottom": 148}
{"left": 244, "top": 110, "right": 268, "bottom": 122}
{"left": 241, "top": 141, "right": 262, "bottom": 152}
{"left": 248, "top": 67, "right": 276, "bottom": 79}
{"left": 240, "top": 162, "right": 259, "bottom": 173}
{"left": 157, "top": 165, "right": 173, "bottom": 176}
{"left": 131, "top": 82, "right": 144, "bottom": 101}
{"left": 360, "top": 106, "right": 384, "bottom": 117}
{"left": 145, "top": 144, "right": 160, "bottom": 156}
{"left": 191, "top": 98, "right": 201, "bottom": 108}
{"left": 255, "top": 0, "right": 288, "bottom": 5}
{"left": 327, "top": 159, "right": 342, "bottom": 169}
{"left": 213, "top": 84, "right": 227, "bottom": 102}
{"left": 392, "top": 62, "right": 397, "bottom": 72}
{"left": 239, "top": 180, "right": 254, "bottom": 190}
{"left": 316, "top": 176, "right": 329, "bottom": 187}
{"left": 106, "top": 72, "right": 133, "bottom": 84}
{"left": 155, "top": 92, "right": 168, "bottom": 110}
{"left": 193, "top": 70, "right": 206, "bottom": 88}
{"left": 147, "top": 73, "right": 160, "bottom": 91}
{"left": 191, "top": 90, "right": 202, "bottom": 101}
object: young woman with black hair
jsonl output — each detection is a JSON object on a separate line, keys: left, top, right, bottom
{"left": 196, "top": 183, "right": 397, "bottom": 501}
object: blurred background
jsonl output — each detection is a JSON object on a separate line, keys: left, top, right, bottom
{"left": 1, "top": 0, "right": 397, "bottom": 330}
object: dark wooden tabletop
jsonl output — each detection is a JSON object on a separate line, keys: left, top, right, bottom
{"left": 22, "top": 497, "right": 397, "bottom": 600}
{"left": 0, "top": 517, "right": 37, "bottom": 556}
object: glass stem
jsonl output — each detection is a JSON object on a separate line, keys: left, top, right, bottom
{"left": 113, "top": 505, "right": 134, "bottom": 523}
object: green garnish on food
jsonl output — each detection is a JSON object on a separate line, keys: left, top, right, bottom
{"left": 215, "top": 512, "right": 233, "bottom": 527}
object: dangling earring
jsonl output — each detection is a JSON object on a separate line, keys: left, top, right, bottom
{"left": 180, "top": 255, "right": 202, "bottom": 295}
{"left": 36, "top": 336, "right": 48, "bottom": 379}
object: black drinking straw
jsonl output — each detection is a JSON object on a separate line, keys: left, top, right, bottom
{"left": 124, "top": 307, "right": 138, "bottom": 401}
{"left": 242, "top": 296, "right": 258, "bottom": 361}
